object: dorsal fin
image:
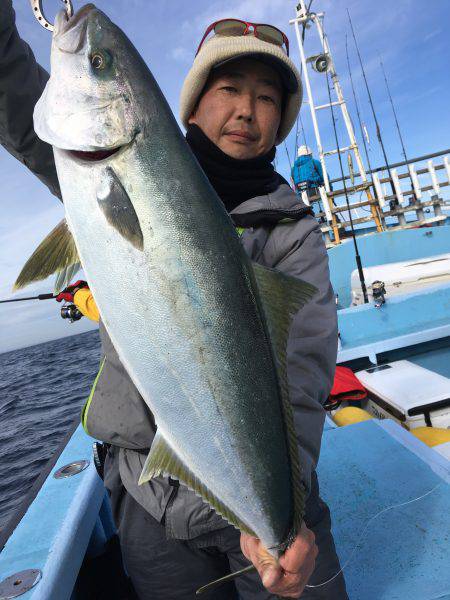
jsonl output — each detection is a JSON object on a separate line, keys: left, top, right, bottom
{"left": 139, "top": 430, "right": 256, "bottom": 536}
{"left": 252, "top": 263, "right": 317, "bottom": 535}
{"left": 14, "top": 219, "right": 80, "bottom": 291}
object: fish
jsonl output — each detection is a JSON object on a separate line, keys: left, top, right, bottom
{"left": 16, "top": 4, "right": 316, "bottom": 554}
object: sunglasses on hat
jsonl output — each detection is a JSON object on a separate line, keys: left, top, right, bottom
{"left": 196, "top": 19, "right": 290, "bottom": 57}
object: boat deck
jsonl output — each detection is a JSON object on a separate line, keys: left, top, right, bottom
{"left": 319, "top": 419, "right": 450, "bottom": 600}
{"left": 1, "top": 418, "right": 448, "bottom": 599}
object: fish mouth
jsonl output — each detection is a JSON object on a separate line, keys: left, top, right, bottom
{"left": 67, "top": 146, "right": 123, "bottom": 162}
{"left": 64, "top": 133, "right": 138, "bottom": 163}
{"left": 56, "top": 3, "right": 96, "bottom": 35}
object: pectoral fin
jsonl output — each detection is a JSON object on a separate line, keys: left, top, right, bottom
{"left": 14, "top": 219, "right": 80, "bottom": 291}
{"left": 97, "top": 167, "right": 143, "bottom": 250}
{"left": 139, "top": 430, "right": 255, "bottom": 536}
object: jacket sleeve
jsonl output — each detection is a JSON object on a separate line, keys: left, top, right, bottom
{"left": 73, "top": 288, "right": 100, "bottom": 322}
{"left": 0, "top": 0, "right": 61, "bottom": 198}
{"left": 274, "top": 219, "right": 337, "bottom": 496}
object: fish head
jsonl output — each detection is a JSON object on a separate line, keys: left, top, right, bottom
{"left": 34, "top": 3, "right": 149, "bottom": 154}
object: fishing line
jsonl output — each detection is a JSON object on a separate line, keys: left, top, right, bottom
{"left": 305, "top": 481, "right": 443, "bottom": 588}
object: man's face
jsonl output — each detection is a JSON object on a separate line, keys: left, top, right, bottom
{"left": 188, "top": 58, "right": 283, "bottom": 160}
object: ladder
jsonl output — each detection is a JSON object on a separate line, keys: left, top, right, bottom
{"left": 290, "top": 1, "right": 383, "bottom": 242}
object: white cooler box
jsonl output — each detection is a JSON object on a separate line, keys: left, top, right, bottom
{"left": 351, "top": 253, "right": 450, "bottom": 305}
{"left": 356, "top": 360, "right": 450, "bottom": 429}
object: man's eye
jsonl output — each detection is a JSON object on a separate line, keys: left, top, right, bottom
{"left": 221, "top": 86, "right": 237, "bottom": 93}
{"left": 259, "top": 95, "right": 275, "bottom": 103}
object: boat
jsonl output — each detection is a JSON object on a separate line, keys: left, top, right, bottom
{"left": 1, "top": 1, "right": 449, "bottom": 598}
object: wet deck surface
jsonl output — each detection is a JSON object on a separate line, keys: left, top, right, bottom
{"left": 318, "top": 419, "right": 450, "bottom": 600}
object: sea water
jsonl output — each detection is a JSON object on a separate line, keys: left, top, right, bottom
{"left": 0, "top": 330, "right": 101, "bottom": 532}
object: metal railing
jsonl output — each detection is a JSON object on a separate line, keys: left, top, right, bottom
{"left": 307, "top": 149, "right": 450, "bottom": 244}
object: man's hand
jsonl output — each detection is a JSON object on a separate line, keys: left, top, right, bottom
{"left": 240, "top": 522, "right": 318, "bottom": 598}
{"left": 55, "top": 280, "right": 88, "bottom": 303}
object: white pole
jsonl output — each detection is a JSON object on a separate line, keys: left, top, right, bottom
{"left": 319, "top": 186, "right": 333, "bottom": 221}
{"left": 313, "top": 15, "right": 368, "bottom": 182}
{"left": 444, "top": 156, "right": 450, "bottom": 185}
{"left": 391, "top": 168, "right": 404, "bottom": 204}
{"left": 428, "top": 160, "right": 440, "bottom": 196}
{"left": 408, "top": 164, "right": 422, "bottom": 200}
{"left": 292, "top": 18, "right": 331, "bottom": 192}
{"left": 372, "top": 173, "right": 385, "bottom": 208}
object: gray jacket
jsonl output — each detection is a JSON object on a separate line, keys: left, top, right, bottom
{"left": 1, "top": 1, "right": 337, "bottom": 540}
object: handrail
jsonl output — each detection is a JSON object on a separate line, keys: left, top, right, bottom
{"left": 329, "top": 148, "right": 450, "bottom": 184}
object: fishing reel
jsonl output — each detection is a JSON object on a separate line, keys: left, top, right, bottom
{"left": 371, "top": 280, "right": 386, "bottom": 308}
{"left": 60, "top": 303, "right": 83, "bottom": 323}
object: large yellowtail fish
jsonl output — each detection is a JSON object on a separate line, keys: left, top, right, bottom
{"left": 16, "top": 4, "right": 316, "bottom": 555}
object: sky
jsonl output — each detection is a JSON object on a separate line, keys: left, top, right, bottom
{"left": 1, "top": 0, "right": 449, "bottom": 353}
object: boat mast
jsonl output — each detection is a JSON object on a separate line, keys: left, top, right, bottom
{"left": 290, "top": 1, "right": 383, "bottom": 239}
{"left": 291, "top": 1, "right": 368, "bottom": 190}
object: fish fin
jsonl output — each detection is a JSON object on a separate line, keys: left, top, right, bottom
{"left": 54, "top": 261, "right": 82, "bottom": 293}
{"left": 13, "top": 219, "right": 80, "bottom": 291}
{"left": 139, "top": 430, "right": 256, "bottom": 536}
{"left": 97, "top": 167, "right": 143, "bottom": 251}
{"left": 252, "top": 263, "right": 317, "bottom": 533}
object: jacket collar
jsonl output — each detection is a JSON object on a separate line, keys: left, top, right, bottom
{"left": 230, "top": 184, "right": 313, "bottom": 228}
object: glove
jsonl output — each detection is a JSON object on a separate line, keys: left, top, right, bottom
{"left": 55, "top": 280, "right": 89, "bottom": 303}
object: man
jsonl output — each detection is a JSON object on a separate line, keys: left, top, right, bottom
{"left": 0, "top": 6, "right": 347, "bottom": 599}
{"left": 291, "top": 145, "right": 324, "bottom": 202}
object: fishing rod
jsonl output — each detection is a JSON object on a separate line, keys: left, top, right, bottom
{"left": 379, "top": 53, "right": 417, "bottom": 201}
{"left": 345, "top": 35, "right": 374, "bottom": 177}
{"left": 0, "top": 293, "right": 55, "bottom": 303}
{"left": 283, "top": 140, "right": 293, "bottom": 174}
{"left": 0, "top": 293, "right": 83, "bottom": 322}
{"left": 324, "top": 48, "right": 369, "bottom": 303}
{"left": 346, "top": 9, "right": 398, "bottom": 206}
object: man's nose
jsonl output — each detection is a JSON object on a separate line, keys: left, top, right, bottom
{"left": 236, "top": 94, "right": 255, "bottom": 122}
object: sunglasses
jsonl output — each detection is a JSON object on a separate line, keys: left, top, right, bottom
{"left": 196, "top": 19, "right": 289, "bottom": 57}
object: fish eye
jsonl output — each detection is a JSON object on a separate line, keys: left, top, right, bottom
{"left": 91, "top": 54, "right": 105, "bottom": 69}
{"left": 91, "top": 53, "right": 105, "bottom": 69}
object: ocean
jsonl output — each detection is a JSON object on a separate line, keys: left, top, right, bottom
{"left": 0, "top": 329, "right": 101, "bottom": 533}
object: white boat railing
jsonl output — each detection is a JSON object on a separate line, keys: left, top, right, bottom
{"left": 311, "top": 149, "right": 450, "bottom": 244}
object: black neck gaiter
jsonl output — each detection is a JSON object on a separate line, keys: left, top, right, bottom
{"left": 186, "top": 124, "right": 287, "bottom": 213}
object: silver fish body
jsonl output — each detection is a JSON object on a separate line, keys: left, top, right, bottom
{"left": 32, "top": 5, "right": 311, "bottom": 551}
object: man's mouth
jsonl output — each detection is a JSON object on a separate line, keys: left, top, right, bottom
{"left": 224, "top": 130, "right": 258, "bottom": 142}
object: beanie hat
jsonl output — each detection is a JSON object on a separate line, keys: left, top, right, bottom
{"left": 180, "top": 33, "right": 302, "bottom": 144}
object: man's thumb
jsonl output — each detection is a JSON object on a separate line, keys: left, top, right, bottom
{"left": 262, "top": 565, "right": 281, "bottom": 588}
